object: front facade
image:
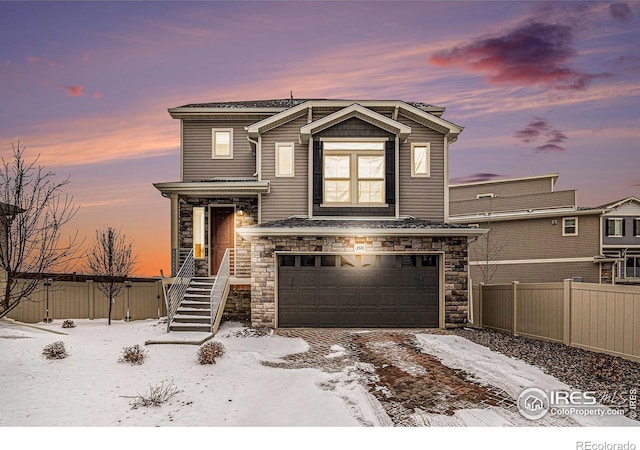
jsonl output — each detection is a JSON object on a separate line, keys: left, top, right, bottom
{"left": 155, "top": 99, "right": 483, "bottom": 328}
{"left": 449, "top": 174, "right": 609, "bottom": 284}
{"left": 600, "top": 197, "right": 640, "bottom": 284}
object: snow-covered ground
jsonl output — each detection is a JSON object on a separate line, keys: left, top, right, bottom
{"left": 1, "top": 318, "right": 636, "bottom": 448}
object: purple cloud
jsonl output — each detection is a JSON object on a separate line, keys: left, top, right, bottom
{"left": 450, "top": 173, "right": 504, "bottom": 184}
{"left": 429, "top": 21, "right": 610, "bottom": 90}
{"left": 514, "top": 117, "right": 568, "bottom": 152}
{"left": 609, "top": 3, "right": 632, "bottom": 22}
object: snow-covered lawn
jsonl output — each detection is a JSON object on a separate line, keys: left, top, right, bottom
{"left": 1, "top": 317, "right": 637, "bottom": 447}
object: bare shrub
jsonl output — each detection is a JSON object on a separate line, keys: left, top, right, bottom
{"left": 61, "top": 319, "right": 76, "bottom": 328}
{"left": 588, "top": 354, "right": 621, "bottom": 382}
{"left": 119, "top": 344, "right": 147, "bottom": 365}
{"left": 197, "top": 340, "right": 226, "bottom": 365}
{"left": 129, "top": 380, "right": 181, "bottom": 409}
{"left": 43, "top": 341, "right": 67, "bottom": 360}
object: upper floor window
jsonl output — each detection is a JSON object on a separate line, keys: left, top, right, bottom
{"left": 563, "top": 217, "right": 578, "bottom": 236}
{"left": 606, "top": 218, "right": 624, "bottom": 237}
{"left": 275, "top": 143, "right": 295, "bottom": 177}
{"left": 411, "top": 143, "right": 430, "bottom": 177}
{"left": 323, "top": 141, "right": 385, "bottom": 205}
{"left": 477, "top": 193, "right": 495, "bottom": 199}
{"left": 212, "top": 129, "right": 233, "bottom": 159}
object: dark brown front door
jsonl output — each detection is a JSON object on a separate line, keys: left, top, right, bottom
{"left": 210, "top": 207, "right": 234, "bottom": 275}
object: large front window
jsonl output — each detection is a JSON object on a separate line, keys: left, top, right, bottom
{"left": 323, "top": 141, "right": 385, "bottom": 205}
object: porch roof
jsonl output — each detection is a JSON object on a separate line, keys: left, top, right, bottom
{"left": 153, "top": 178, "right": 270, "bottom": 197}
{"left": 237, "top": 217, "right": 487, "bottom": 237}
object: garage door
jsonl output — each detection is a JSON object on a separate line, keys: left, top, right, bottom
{"left": 278, "top": 254, "right": 439, "bottom": 328}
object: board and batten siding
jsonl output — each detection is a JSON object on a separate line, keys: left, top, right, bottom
{"left": 397, "top": 115, "right": 445, "bottom": 221}
{"left": 182, "top": 120, "right": 256, "bottom": 181}
{"left": 450, "top": 177, "right": 555, "bottom": 202}
{"left": 260, "top": 115, "right": 309, "bottom": 222}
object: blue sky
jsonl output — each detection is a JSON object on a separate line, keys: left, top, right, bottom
{"left": 1, "top": 1, "right": 639, "bottom": 275}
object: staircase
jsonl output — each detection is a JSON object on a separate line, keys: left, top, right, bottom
{"left": 169, "top": 277, "right": 215, "bottom": 332}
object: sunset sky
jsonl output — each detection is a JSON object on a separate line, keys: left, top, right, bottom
{"left": 1, "top": 1, "right": 639, "bottom": 276}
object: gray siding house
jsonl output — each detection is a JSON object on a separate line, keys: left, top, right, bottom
{"left": 600, "top": 197, "right": 640, "bottom": 284}
{"left": 154, "top": 99, "right": 484, "bottom": 330}
{"left": 449, "top": 174, "right": 611, "bottom": 284}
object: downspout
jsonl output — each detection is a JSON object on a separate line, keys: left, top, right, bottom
{"left": 248, "top": 136, "right": 259, "bottom": 179}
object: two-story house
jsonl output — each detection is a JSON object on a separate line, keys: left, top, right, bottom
{"left": 449, "top": 174, "right": 611, "bottom": 284}
{"left": 600, "top": 196, "right": 640, "bottom": 284}
{"left": 154, "top": 99, "right": 484, "bottom": 330}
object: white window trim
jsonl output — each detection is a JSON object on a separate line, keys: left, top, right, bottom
{"left": 212, "top": 128, "right": 233, "bottom": 159}
{"left": 275, "top": 142, "right": 295, "bottom": 177}
{"left": 411, "top": 142, "right": 430, "bottom": 177}
{"left": 562, "top": 217, "right": 578, "bottom": 236}
{"left": 606, "top": 218, "right": 624, "bottom": 237}
{"left": 322, "top": 149, "right": 386, "bottom": 206}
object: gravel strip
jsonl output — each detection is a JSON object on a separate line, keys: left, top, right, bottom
{"left": 451, "top": 327, "right": 640, "bottom": 421}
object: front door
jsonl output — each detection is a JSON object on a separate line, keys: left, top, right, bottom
{"left": 210, "top": 206, "right": 235, "bottom": 275}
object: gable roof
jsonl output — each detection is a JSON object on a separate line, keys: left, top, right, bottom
{"left": 299, "top": 104, "right": 411, "bottom": 143}
{"left": 244, "top": 100, "right": 462, "bottom": 142}
{"left": 597, "top": 196, "right": 640, "bottom": 210}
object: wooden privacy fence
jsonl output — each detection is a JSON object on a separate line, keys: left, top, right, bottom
{"left": 474, "top": 280, "right": 640, "bottom": 362}
{"left": 7, "top": 278, "right": 166, "bottom": 323}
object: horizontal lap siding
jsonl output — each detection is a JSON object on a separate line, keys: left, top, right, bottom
{"left": 450, "top": 178, "right": 554, "bottom": 201}
{"left": 261, "top": 115, "right": 309, "bottom": 222}
{"left": 397, "top": 116, "right": 445, "bottom": 221}
{"left": 471, "top": 261, "right": 600, "bottom": 284}
{"left": 450, "top": 190, "right": 576, "bottom": 216}
{"left": 471, "top": 215, "right": 601, "bottom": 261}
{"left": 182, "top": 120, "right": 255, "bottom": 181}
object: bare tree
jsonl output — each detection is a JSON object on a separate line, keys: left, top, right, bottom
{"left": 0, "top": 143, "right": 80, "bottom": 318}
{"left": 86, "top": 226, "right": 136, "bottom": 325}
{"left": 470, "top": 221, "right": 507, "bottom": 285}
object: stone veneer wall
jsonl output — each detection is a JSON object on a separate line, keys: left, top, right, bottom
{"left": 179, "top": 197, "right": 257, "bottom": 276}
{"left": 223, "top": 285, "right": 251, "bottom": 320}
{"left": 250, "top": 235, "right": 469, "bottom": 328}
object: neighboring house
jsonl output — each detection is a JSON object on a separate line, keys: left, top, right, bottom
{"left": 449, "top": 174, "right": 611, "bottom": 284}
{"left": 599, "top": 196, "right": 640, "bottom": 284}
{"left": 0, "top": 202, "right": 24, "bottom": 295}
{"left": 154, "top": 98, "right": 484, "bottom": 329}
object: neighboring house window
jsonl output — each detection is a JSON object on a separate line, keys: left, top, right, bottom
{"left": 275, "top": 143, "right": 295, "bottom": 177}
{"left": 606, "top": 218, "right": 624, "bottom": 237}
{"left": 477, "top": 193, "right": 495, "bottom": 199}
{"left": 411, "top": 143, "right": 430, "bottom": 177}
{"left": 563, "top": 217, "right": 578, "bottom": 236}
{"left": 635, "top": 218, "right": 639, "bottom": 237}
{"left": 212, "top": 129, "right": 233, "bottom": 159}
{"left": 193, "top": 207, "right": 205, "bottom": 259}
{"left": 323, "top": 141, "right": 386, "bottom": 205}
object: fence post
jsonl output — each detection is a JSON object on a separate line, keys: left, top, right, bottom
{"left": 563, "top": 278, "right": 572, "bottom": 346}
{"left": 87, "top": 280, "right": 94, "bottom": 320}
{"left": 478, "top": 283, "right": 484, "bottom": 327}
{"left": 512, "top": 281, "right": 519, "bottom": 336}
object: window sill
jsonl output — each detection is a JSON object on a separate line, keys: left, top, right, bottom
{"left": 320, "top": 203, "right": 389, "bottom": 208}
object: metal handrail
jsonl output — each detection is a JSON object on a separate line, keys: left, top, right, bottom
{"left": 166, "top": 248, "right": 194, "bottom": 333}
{"left": 210, "top": 248, "right": 231, "bottom": 329}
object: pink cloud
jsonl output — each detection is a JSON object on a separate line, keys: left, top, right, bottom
{"left": 82, "top": 52, "right": 92, "bottom": 63}
{"left": 64, "top": 85, "right": 84, "bottom": 97}
{"left": 429, "top": 21, "right": 611, "bottom": 91}
{"left": 92, "top": 92, "right": 104, "bottom": 100}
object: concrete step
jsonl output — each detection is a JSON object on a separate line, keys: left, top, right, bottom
{"left": 173, "top": 315, "right": 211, "bottom": 324}
{"left": 169, "top": 323, "right": 212, "bottom": 332}
{"left": 176, "top": 307, "right": 211, "bottom": 316}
